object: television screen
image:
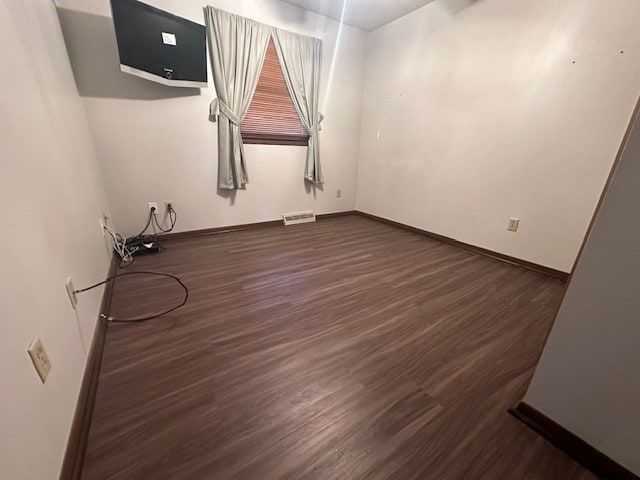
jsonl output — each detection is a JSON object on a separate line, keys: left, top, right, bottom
{"left": 110, "top": 0, "right": 207, "bottom": 88}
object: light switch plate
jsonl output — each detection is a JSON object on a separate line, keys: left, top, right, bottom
{"left": 27, "top": 337, "right": 51, "bottom": 383}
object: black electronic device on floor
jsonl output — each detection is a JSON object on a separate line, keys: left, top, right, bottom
{"left": 123, "top": 235, "right": 162, "bottom": 257}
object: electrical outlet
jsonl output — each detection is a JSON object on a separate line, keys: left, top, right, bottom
{"left": 99, "top": 212, "right": 109, "bottom": 235}
{"left": 65, "top": 277, "right": 78, "bottom": 309}
{"left": 148, "top": 202, "right": 158, "bottom": 213}
{"left": 507, "top": 217, "right": 520, "bottom": 232}
{"left": 27, "top": 337, "right": 51, "bottom": 383}
{"left": 336, "top": 189, "right": 342, "bottom": 198}
{"left": 164, "top": 200, "right": 174, "bottom": 211}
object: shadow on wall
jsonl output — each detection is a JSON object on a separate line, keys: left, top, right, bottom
{"left": 268, "top": 3, "right": 312, "bottom": 26}
{"left": 270, "top": 0, "right": 475, "bottom": 31}
{"left": 217, "top": 187, "right": 237, "bottom": 206}
{"left": 305, "top": 179, "right": 322, "bottom": 199}
{"left": 56, "top": 8, "right": 200, "bottom": 100}
{"left": 441, "top": 0, "right": 478, "bottom": 15}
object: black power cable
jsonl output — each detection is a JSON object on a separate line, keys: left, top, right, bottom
{"left": 152, "top": 206, "right": 177, "bottom": 233}
{"left": 74, "top": 271, "right": 188, "bottom": 323}
{"left": 115, "top": 206, "right": 177, "bottom": 269}
{"left": 137, "top": 208, "right": 155, "bottom": 237}
{"left": 138, "top": 206, "right": 177, "bottom": 236}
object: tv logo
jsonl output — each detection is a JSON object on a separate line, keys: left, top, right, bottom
{"left": 161, "top": 32, "right": 177, "bottom": 46}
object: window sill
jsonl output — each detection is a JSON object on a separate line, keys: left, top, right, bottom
{"left": 242, "top": 135, "right": 309, "bottom": 147}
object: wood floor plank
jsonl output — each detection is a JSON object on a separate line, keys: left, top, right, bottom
{"left": 81, "top": 215, "right": 595, "bottom": 479}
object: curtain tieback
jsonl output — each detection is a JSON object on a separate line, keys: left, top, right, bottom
{"left": 309, "top": 112, "right": 324, "bottom": 135}
{"left": 209, "top": 98, "right": 242, "bottom": 126}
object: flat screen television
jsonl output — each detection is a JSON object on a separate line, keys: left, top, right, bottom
{"left": 110, "top": 0, "right": 207, "bottom": 88}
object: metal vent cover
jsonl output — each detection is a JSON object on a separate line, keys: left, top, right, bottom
{"left": 282, "top": 211, "right": 316, "bottom": 226}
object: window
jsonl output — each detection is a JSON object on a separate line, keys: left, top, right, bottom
{"left": 241, "top": 39, "right": 309, "bottom": 146}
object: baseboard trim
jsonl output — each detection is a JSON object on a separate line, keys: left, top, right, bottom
{"left": 162, "top": 211, "right": 357, "bottom": 241}
{"left": 355, "top": 211, "right": 569, "bottom": 281}
{"left": 509, "top": 402, "right": 638, "bottom": 480}
{"left": 59, "top": 255, "right": 117, "bottom": 480}
{"left": 317, "top": 210, "right": 358, "bottom": 219}
{"left": 163, "top": 210, "right": 567, "bottom": 280}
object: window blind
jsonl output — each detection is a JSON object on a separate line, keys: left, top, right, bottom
{"left": 241, "top": 39, "right": 309, "bottom": 146}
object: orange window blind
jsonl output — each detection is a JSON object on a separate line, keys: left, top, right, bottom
{"left": 241, "top": 39, "right": 309, "bottom": 146}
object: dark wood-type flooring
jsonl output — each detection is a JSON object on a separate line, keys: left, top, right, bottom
{"left": 82, "top": 215, "right": 596, "bottom": 479}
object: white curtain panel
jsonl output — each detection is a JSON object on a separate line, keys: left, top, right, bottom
{"left": 205, "top": 7, "right": 270, "bottom": 190}
{"left": 272, "top": 29, "right": 324, "bottom": 186}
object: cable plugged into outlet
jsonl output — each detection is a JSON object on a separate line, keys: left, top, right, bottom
{"left": 65, "top": 277, "right": 78, "bottom": 309}
{"left": 164, "top": 201, "right": 174, "bottom": 212}
{"left": 99, "top": 212, "right": 109, "bottom": 236}
{"left": 148, "top": 202, "right": 159, "bottom": 213}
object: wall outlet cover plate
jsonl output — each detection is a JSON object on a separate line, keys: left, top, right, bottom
{"left": 65, "top": 277, "right": 77, "bottom": 309}
{"left": 27, "top": 337, "right": 51, "bottom": 383}
{"left": 507, "top": 217, "right": 520, "bottom": 232}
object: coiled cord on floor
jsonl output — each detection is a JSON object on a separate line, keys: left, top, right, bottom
{"left": 74, "top": 271, "right": 188, "bottom": 323}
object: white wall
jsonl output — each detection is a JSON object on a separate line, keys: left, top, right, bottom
{"left": 56, "top": 0, "right": 367, "bottom": 236}
{"left": 524, "top": 106, "right": 640, "bottom": 475}
{"left": 356, "top": 0, "right": 640, "bottom": 272}
{"left": 0, "top": 0, "right": 112, "bottom": 479}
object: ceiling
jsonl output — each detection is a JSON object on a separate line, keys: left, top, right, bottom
{"left": 280, "top": 0, "right": 434, "bottom": 32}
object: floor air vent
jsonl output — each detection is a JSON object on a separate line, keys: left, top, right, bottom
{"left": 283, "top": 211, "right": 316, "bottom": 226}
